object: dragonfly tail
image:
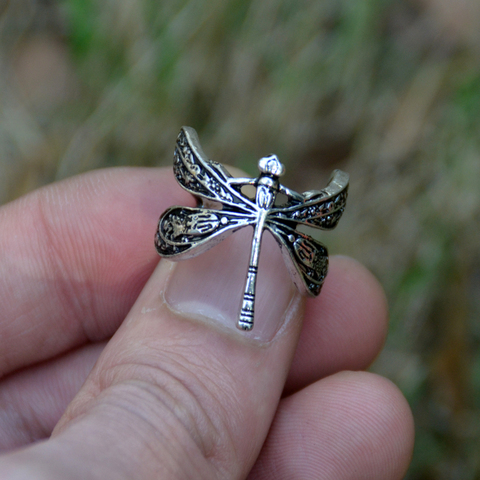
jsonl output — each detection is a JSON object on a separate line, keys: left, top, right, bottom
{"left": 237, "top": 218, "right": 266, "bottom": 331}
{"left": 237, "top": 264, "right": 258, "bottom": 330}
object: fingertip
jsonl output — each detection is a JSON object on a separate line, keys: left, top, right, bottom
{"left": 251, "top": 371, "right": 415, "bottom": 480}
{"left": 333, "top": 371, "right": 415, "bottom": 479}
{"left": 330, "top": 371, "right": 415, "bottom": 470}
{"left": 325, "top": 371, "right": 415, "bottom": 479}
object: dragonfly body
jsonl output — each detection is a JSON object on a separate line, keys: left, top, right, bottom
{"left": 238, "top": 157, "right": 283, "bottom": 329}
{"left": 155, "top": 127, "right": 349, "bottom": 331}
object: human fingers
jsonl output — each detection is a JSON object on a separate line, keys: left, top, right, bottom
{"left": 284, "top": 256, "right": 388, "bottom": 394}
{"left": 0, "top": 226, "right": 388, "bottom": 479}
{"left": 0, "top": 343, "right": 105, "bottom": 452}
{"left": 0, "top": 165, "right": 386, "bottom": 462}
{"left": 0, "top": 257, "right": 387, "bottom": 454}
{"left": 249, "top": 371, "right": 414, "bottom": 480}
{"left": 0, "top": 228, "right": 303, "bottom": 479}
{"left": 0, "top": 256, "right": 386, "bottom": 452}
{"left": 0, "top": 167, "right": 192, "bottom": 378}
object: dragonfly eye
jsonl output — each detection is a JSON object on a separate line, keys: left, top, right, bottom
{"left": 258, "top": 155, "right": 285, "bottom": 177}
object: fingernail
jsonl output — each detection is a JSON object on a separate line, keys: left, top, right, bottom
{"left": 164, "top": 228, "right": 299, "bottom": 342}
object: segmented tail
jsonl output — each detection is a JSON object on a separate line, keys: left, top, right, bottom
{"left": 237, "top": 264, "right": 258, "bottom": 330}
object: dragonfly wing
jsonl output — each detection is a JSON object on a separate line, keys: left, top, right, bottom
{"left": 270, "top": 169, "right": 349, "bottom": 230}
{"left": 156, "top": 206, "right": 255, "bottom": 259}
{"left": 266, "top": 221, "right": 328, "bottom": 296}
{"left": 174, "top": 127, "right": 256, "bottom": 211}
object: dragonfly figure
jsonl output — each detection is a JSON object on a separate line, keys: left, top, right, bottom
{"left": 155, "top": 127, "right": 349, "bottom": 331}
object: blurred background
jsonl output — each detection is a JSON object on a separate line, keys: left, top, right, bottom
{"left": 1, "top": 0, "right": 479, "bottom": 477}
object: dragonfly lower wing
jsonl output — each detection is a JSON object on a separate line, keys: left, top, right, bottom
{"left": 266, "top": 221, "right": 328, "bottom": 296}
{"left": 156, "top": 206, "right": 255, "bottom": 260}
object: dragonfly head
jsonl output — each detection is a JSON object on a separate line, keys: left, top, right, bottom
{"left": 258, "top": 154, "right": 285, "bottom": 178}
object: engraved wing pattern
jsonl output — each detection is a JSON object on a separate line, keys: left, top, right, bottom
{"left": 174, "top": 127, "right": 256, "bottom": 211}
{"left": 265, "top": 220, "right": 329, "bottom": 296}
{"left": 263, "top": 170, "right": 349, "bottom": 295}
{"left": 268, "top": 170, "right": 349, "bottom": 230}
{"left": 155, "top": 206, "right": 256, "bottom": 259}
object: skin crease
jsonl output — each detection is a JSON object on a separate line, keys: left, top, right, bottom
{"left": 0, "top": 167, "right": 414, "bottom": 479}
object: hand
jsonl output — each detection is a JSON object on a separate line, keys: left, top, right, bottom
{"left": 0, "top": 168, "right": 414, "bottom": 479}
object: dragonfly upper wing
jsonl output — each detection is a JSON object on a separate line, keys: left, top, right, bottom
{"left": 270, "top": 169, "right": 349, "bottom": 230}
{"left": 155, "top": 206, "right": 256, "bottom": 260}
{"left": 174, "top": 127, "right": 256, "bottom": 211}
{"left": 265, "top": 221, "right": 328, "bottom": 296}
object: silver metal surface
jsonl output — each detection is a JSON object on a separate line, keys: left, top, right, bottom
{"left": 155, "top": 127, "right": 349, "bottom": 331}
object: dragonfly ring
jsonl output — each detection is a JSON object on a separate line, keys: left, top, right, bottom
{"left": 155, "top": 127, "right": 349, "bottom": 331}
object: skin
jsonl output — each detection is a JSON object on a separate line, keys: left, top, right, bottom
{"left": 0, "top": 167, "right": 414, "bottom": 479}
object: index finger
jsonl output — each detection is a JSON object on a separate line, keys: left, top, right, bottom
{"left": 0, "top": 167, "right": 192, "bottom": 377}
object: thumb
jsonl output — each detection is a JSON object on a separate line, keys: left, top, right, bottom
{"left": 0, "top": 227, "right": 305, "bottom": 479}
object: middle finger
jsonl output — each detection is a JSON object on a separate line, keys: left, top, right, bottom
{"left": 284, "top": 255, "right": 388, "bottom": 394}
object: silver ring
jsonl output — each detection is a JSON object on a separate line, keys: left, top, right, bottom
{"left": 156, "top": 127, "right": 349, "bottom": 331}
